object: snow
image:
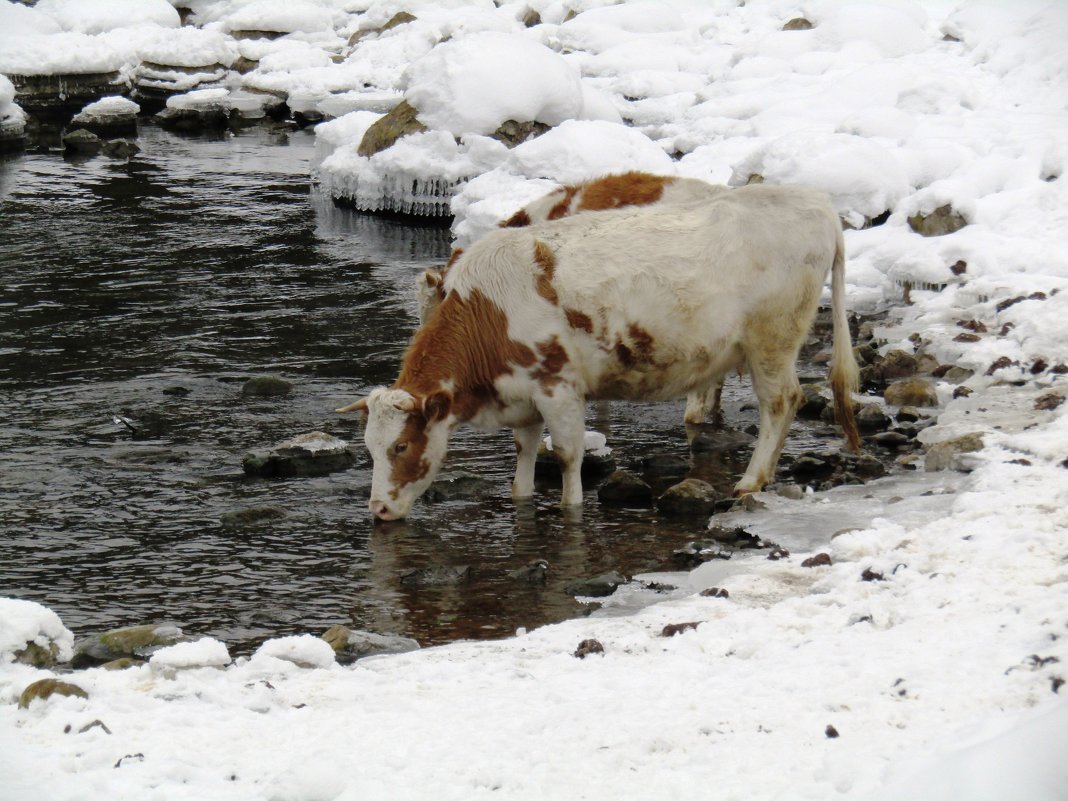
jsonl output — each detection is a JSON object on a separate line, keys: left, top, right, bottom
{"left": 3, "top": 1, "right": 1068, "bottom": 799}
{"left": 34, "top": 0, "right": 180, "bottom": 34}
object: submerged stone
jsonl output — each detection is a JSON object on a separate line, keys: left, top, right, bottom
{"left": 242, "top": 432, "right": 355, "bottom": 478}
{"left": 399, "top": 565, "right": 473, "bottom": 587}
{"left": 62, "top": 128, "right": 102, "bottom": 155}
{"left": 565, "top": 572, "right": 627, "bottom": 598}
{"left": 425, "top": 472, "right": 495, "bottom": 501}
{"left": 220, "top": 506, "right": 286, "bottom": 529}
{"left": 241, "top": 375, "right": 292, "bottom": 397}
{"left": 597, "top": 469, "right": 653, "bottom": 506}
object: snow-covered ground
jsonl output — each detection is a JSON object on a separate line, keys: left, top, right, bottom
{"left": 2, "top": 1, "right": 1068, "bottom": 799}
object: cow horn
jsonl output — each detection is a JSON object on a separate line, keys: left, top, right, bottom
{"left": 336, "top": 398, "right": 369, "bottom": 415}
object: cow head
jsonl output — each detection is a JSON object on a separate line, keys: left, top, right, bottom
{"left": 338, "top": 387, "right": 453, "bottom": 520}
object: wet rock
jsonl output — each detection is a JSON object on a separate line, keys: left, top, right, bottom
{"left": 861, "top": 568, "right": 885, "bottom": 582}
{"left": 321, "top": 625, "right": 420, "bottom": 665}
{"left": 574, "top": 639, "right": 604, "bottom": 658}
{"left": 954, "top": 332, "right": 981, "bottom": 343}
{"left": 883, "top": 377, "right": 938, "bottom": 407}
{"left": 8, "top": 71, "right": 125, "bottom": 119}
{"left": 796, "top": 384, "right": 829, "bottom": 419}
{"left": 767, "top": 546, "right": 790, "bottom": 560}
{"left": 790, "top": 454, "right": 837, "bottom": 481}
{"left": 71, "top": 96, "right": 140, "bottom": 136}
{"left": 18, "top": 679, "right": 88, "bottom": 709}
{"left": 870, "top": 431, "right": 911, "bottom": 448}
{"left": 241, "top": 375, "right": 292, "bottom": 397}
{"left": 908, "top": 204, "right": 968, "bottom": 236}
{"left": 672, "top": 540, "right": 731, "bottom": 567}
{"left": 953, "top": 386, "right": 974, "bottom": 399}
{"left": 661, "top": 622, "right": 701, "bottom": 637}
{"left": 782, "top": 17, "right": 814, "bottom": 30}
{"left": 874, "top": 349, "right": 918, "bottom": 382}
{"left": 425, "top": 472, "right": 494, "bottom": 501}
{"left": 62, "top": 128, "right": 102, "bottom": 155}
{"left": 400, "top": 565, "right": 473, "bottom": 587}
{"left": 242, "top": 432, "right": 355, "bottom": 478}
{"left": 597, "top": 469, "right": 653, "bottom": 506}
{"left": 855, "top": 403, "right": 892, "bottom": 432}
{"left": 508, "top": 559, "right": 549, "bottom": 584}
{"left": 0, "top": 111, "right": 26, "bottom": 153}
{"left": 656, "top": 478, "right": 726, "bottom": 517}
{"left": 925, "top": 433, "right": 985, "bottom": 472}
{"left": 732, "top": 493, "right": 768, "bottom": 512}
{"left": 1034, "top": 392, "right": 1065, "bottom": 412}
{"left": 13, "top": 640, "right": 65, "bottom": 670}
{"left": 896, "top": 406, "right": 924, "bottom": 423}
{"left": 639, "top": 452, "right": 689, "bottom": 477}
{"left": 802, "top": 553, "right": 832, "bottom": 568}
{"left": 986, "top": 356, "right": 1019, "bottom": 376}
{"left": 220, "top": 506, "right": 286, "bottom": 529}
{"left": 565, "top": 572, "right": 627, "bottom": 598}
{"left": 101, "top": 140, "right": 139, "bottom": 160}
{"left": 72, "top": 623, "right": 187, "bottom": 668}
{"left": 358, "top": 99, "right": 427, "bottom": 157}
{"left": 842, "top": 451, "right": 888, "bottom": 480}
{"left": 690, "top": 428, "right": 756, "bottom": 453}
{"left": 708, "top": 526, "right": 761, "bottom": 548}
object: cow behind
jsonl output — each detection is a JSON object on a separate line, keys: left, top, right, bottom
{"left": 344, "top": 184, "right": 859, "bottom": 520}
{"left": 418, "top": 172, "right": 733, "bottom": 422}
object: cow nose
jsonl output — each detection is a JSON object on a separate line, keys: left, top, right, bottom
{"left": 370, "top": 500, "right": 395, "bottom": 521}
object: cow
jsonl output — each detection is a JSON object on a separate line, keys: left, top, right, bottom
{"left": 340, "top": 183, "right": 860, "bottom": 521}
{"left": 418, "top": 172, "right": 734, "bottom": 423}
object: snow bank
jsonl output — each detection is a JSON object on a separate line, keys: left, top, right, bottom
{"left": 35, "top": 0, "right": 179, "bottom": 34}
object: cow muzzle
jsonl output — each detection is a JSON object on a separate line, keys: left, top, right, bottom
{"left": 369, "top": 499, "right": 402, "bottom": 521}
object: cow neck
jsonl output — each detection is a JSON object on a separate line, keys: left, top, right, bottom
{"left": 395, "top": 288, "right": 537, "bottom": 422}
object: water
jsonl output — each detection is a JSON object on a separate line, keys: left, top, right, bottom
{"left": 0, "top": 123, "right": 832, "bottom": 654}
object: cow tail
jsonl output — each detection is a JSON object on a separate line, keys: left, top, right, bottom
{"left": 829, "top": 229, "right": 861, "bottom": 451}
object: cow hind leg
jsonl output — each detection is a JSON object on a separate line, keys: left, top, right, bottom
{"left": 683, "top": 378, "right": 725, "bottom": 425}
{"left": 512, "top": 423, "right": 542, "bottom": 500}
{"left": 735, "top": 359, "right": 803, "bottom": 495}
{"left": 536, "top": 391, "right": 587, "bottom": 508}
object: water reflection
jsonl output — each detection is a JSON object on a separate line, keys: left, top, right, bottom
{"left": 0, "top": 121, "right": 821, "bottom": 655}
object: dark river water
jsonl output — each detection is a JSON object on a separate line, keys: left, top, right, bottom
{"left": 0, "top": 122, "right": 829, "bottom": 654}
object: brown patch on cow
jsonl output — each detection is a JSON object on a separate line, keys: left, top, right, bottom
{"left": 547, "top": 186, "right": 580, "bottom": 220}
{"left": 532, "top": 336, "right": 569, "bottom": 391}
{"left": 576, "top": 172, "right": 674, "bottom": 213}
{"left": 500, "top": 209, "right": 531, "bottom": 228}
{"left": 614, "top": 340, "right": 634, "bottom": 368}
{"left": 564, "top": 307, "right": 594, "bottom": 334}
{"left": 397, "top": 288, "right": 537, "bottom": 421}
{"left": 628, "top": 323, "right": 655, "bottom": 362}
{"left": 387, "top": 414, "right": 431, "bottom": 497}
{"left": 533, "top": 240, "right": 558, "bottom": 304}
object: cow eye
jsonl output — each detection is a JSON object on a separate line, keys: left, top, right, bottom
{"left": 393, "top": 442, "right": 409, "bottom": 455}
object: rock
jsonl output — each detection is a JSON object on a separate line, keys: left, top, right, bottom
{"left": 72, "top": 623, "right": 186, "bottom": 668}
{"left": 358, "top": 99, "right": 427, "bottom": 157}
{"left": 925, "top": 433, "right": 985, "bottom": 472}
{"left": 855, "top": 403, "right": 892, "bottom": 432}
{"left": 100, "top": 658, "right": 145, "bottom": 670}
{"left": 508, "top": 560, "right": 549, "bottom": 584}
{"left": 241, "top": 375, "right": 292, "bottom": 397}
{"left": 134, "top": 60, "right": 228, "bottom": 111}
{"left": 535, "top": 433, "right": 616, "bottom": 478}
{"left": 896, "top": 406, "right": 924, "bottom": 423}
{"left": 13, "top": 641, "right": 64, "bottom": 669}
{"left": 802, "top": 553, "right": 832, "bottom": 568}
{"left": 732, "top": 493, "right": 768, "bottom": 512}
{"left": 18, "top": 679, "right": 88, "bottom": 709}
{"left": 639, "top": 452, "right": 689, "bottom": 477}
{"left": 565, "top": 572, "right": 627, "bottom": 598}
{"left": 842, "top": 451, "right": 888, "bottom": 480}
{"left": 62, "top": 128, "right": 102, "bottom": 155}
{"left": 942, "top": 366, "right": 974, "bottom": 384}
{"left": 242, "top": 432, "right": 355, "bottom": 478}
{"left": 690, "top": 428, "right": 756, "bottom": 453}
{"left": 908, "top": 204, "right": 968, "bottom": 236}
{"left": 0, "top": 106, "right": 27, "bottom": 153}
{"left": 826, "top": 724, "right": 840, "bottom": 739}
{"left": 777, "top": 484, "right": 805, "bottom": 500}
{"left": 790, "top": 454, "right": 836, "bottom": 480}
{"left": 574, "top": 639, "right": 604, "bottom": 658}
{"left": 1034, "top": 392, "right": 1065, "bottom": 412}
{"left": 492, "top": 119, "right": 551, "bottom": 148}
{"left": 8, "top": 71, "right": 125, "bottom": 119}
{"left": 871, "top": 431, "right": 911, "bottom": 448}
{"left": 399, "top": 565, "right": 473, "bottom": 587}
{"left": 883, "top": 377, "right": 938, "bottom": 407}
{"left": 782, "top": 17, "right": 814, "bottom": 30}
{"left": 71, "top": 96, "right": 140, "bottom": 136}
{"left": 425, "top": 472, "right": 495, "bottom": 501}
{"left": 700, "top": 587, "right": 730, "bottom": 598}
{"left": 874, "top": 349, "right": 918, "bottom": 382}
{"left": 220, "top": 506, "right": 286, "bottom": 529}
{"left": 321, "top": 625, "right": 420, "bottom": 664}
{"left": 672, "top": 540, "right": 731, "bottom": 567}
{"left": 796, "top": 384, "right": 829, "bottom": 419}
{"left": 661, "top": 622, "right": 701, "bottom": 637}
{"left": 597, "top": 470, "right": 653, "bottom": 506}
{"left": 101, "top": 140, "right": 139, "bottom": 160}
{"left": 656, "top": 478, "right": 726, "bottom": 517}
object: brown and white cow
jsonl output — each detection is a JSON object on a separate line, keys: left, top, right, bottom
{"left": 419, "top": 172, "right": 734, "bottom": 423}
{"left": 341, "top": 183, "right": 860, "bottom": 520}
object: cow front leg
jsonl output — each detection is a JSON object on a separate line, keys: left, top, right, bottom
{"left": 735, "top": 362, "right": 802, "bottom": 495}
{"left": 683, "top": 377, "right": 725, "bottom": 425}
{"left": 537, "top": 392, "right": 586, "bottom": 509}
{"left": 512, "top": 423, "right": 542, "bottom": 500}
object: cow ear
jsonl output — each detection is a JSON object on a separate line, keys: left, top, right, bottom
{"left": 423, "top": 390, "right": 452, "bottom": 423}
{"left": 424, "top": 268, "right": 442, "bottom": 289}
{"left": 336, "top": 398, "right": 369, "bottom": 416}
